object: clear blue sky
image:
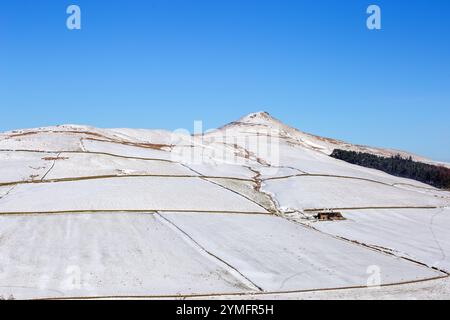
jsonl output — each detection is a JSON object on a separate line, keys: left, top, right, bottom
{"left": 1, "top": 0, "right": 449, "bottom": 161}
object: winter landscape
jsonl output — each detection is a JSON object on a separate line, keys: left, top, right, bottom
{"left": 1, "top": 111, "right": 449, "bottom": 300}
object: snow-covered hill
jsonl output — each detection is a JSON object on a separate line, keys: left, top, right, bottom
{"left": 1, "top": 112, "right": 449, "bottom": 299}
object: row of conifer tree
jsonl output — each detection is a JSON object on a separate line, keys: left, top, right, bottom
{"left": 330, "top": 149, "right": 450, "bottom": 189}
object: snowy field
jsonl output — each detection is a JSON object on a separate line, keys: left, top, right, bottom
{"left": 0, "top": 213, "right": 253, "bottom": 299}
{"left": 0, "top": 151, "right": 55, "bottom": 183}
{"left": 0, "top": 177, "right": 267, "bottom": 214}
{"left": 1, "top": 112, "right": 450, "bottom": 299}
{"left": 82, "top": 139, "right": 173, "bottom": 161}
{"left": 263, "top": 175, "right": 448, "bottom": 211}
{"left": 45, "top": 153, "right": 195, "bottom": 180}
{"left": 313, "top": 208, "right": 450, "bottom": 272}
{"left": 160, "top": 212, "right": 442, "bottom": 292}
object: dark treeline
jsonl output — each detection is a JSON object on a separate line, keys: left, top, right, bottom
{"left": 330, "top": 149, "right": 450, "bottom": 189}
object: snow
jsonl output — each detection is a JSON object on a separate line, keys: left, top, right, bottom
{"left": 0, "top": 186, "right": 14, "bottom": 198}
{"left": 393, "top": 183, "right": 450, "bottom": 200}
{"left": 201, "top": 276, "right": 450, "bottom": 300}
{"left": 0, "top": 151, "right": 56, "bottom": 183}
{"left": 160, "top": 212, "right": 442, "bottom": 292}
{"left": 107, "top": 128, "right": 175, "bottom": 145}
{"left": 313, "top": 208, "right": 450, "bottom": 272}
{"left": 0, "top": 213, "right": 252, "bottom": 299}
{"left": 185, "top": 163, "right": 255, "bottom": 179}
{"left": 45, "top": 153, "right": 195, "bottom": 180}
{"left": 81, "top": 139, "right": 173, "bottom": 161}
{"left": 266, "top": 141, "right": 436, "bottom": 189}
{"left": 264, "top": 175, "right": 449, "bottom": 211}
{"left": 1, "top": 112, "right": 450, "bottom": 299}
{"left": 0, "top": 132, "right": 84, "bottom": 152}
{"left": 257, "top": 165, "right": 302, "bottom": 179}
{"left": 0, "top": 176, "right": 267, "bottom": 214}
{"left": 225, "top": 111, "right": 438, "bottom": 166}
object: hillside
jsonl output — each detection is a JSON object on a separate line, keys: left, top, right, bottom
{"left": 0, "top": 112, "right": 450, "bottom": 300}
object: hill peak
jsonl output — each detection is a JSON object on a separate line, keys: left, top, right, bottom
{"left": 238, "top": 111, "right": 280, "bottom": 124}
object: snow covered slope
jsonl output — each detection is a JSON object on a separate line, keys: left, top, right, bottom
{"left": 0, "top": 112, "right": 449, "bottom": 299}
{"left": 224, "top": 112, "right": 446, "bottom": 166}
